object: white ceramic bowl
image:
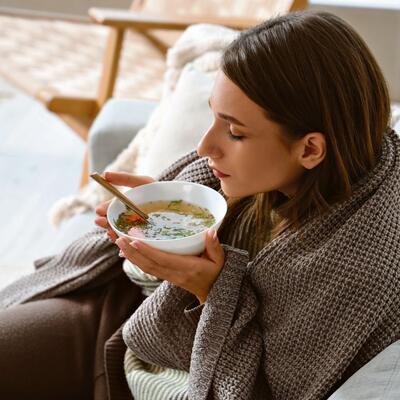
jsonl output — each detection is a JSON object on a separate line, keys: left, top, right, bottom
{"left": 107, "top": 181, "right": 227, "bottom": 255}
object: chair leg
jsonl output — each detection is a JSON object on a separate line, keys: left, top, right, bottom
{"left": 79, "top": 149, "right": 90, "bottom": 189}
{"left": 55, "top": 114, "right": 93, "bottom": 189}
{"left": 97, "top": 27, "right": 125, "bottom": 109}
{"left": 58, "top": 114, "right": 94, "bottom": 141}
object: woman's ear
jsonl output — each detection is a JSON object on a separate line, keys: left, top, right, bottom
{"left": 298, "top": 132, "right": 326, "bottom": 170}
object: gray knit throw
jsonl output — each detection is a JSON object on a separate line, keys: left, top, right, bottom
{"left": 122, "top": 130, "right": 400, "bottom": 400}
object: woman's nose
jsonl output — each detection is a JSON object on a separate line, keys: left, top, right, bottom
{"left": 196, "top": 135, "right": 207, "bottom": 157}
{"left": 197, "top": 126, "right": 220, "bottom": 158}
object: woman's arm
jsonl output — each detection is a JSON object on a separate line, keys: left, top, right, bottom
{"left": 122, "top": 245, "right": 250, "bottom": 370}
{"left": 122, "top": 245, "right": 264, "bottom": 399}
{"left": 122, "top": 280, "right": 200, "bottom": 371}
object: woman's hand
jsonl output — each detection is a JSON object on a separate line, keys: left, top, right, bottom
{"left": 94, "top": 171, "right": 155, "bottom": 243}
{"left": 115, "top": 229, "right": 225, "bottom": 304}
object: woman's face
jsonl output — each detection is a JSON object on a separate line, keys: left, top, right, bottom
{"left": 197, "top": 71, "right": 305, "bottom": 198}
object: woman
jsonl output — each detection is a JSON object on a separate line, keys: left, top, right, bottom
{"left": 100, "top": 10, "right": 400, "bottom": 400}
{"left": 0, "top": 10, "right": 398, "bottom": 400}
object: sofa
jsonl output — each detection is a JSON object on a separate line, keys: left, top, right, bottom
{"left": 46, "top": 21, "right": 400, "bottom": 399}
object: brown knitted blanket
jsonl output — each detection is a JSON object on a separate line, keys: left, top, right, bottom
{"left": 122, "top": 131, "right": 400, "bottom": 400}
{"left": 1, "top": 131, "right": 399, "bottom": 400}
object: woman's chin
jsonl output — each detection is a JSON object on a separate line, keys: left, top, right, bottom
{"left": 220, "top": 182, "right": 246, "bottom": 198}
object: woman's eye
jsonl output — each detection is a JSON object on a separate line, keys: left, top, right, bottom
{"left": 227, "top": 128, "right": 244, "bottom": 141}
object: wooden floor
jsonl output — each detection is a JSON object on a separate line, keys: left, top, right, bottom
{"left": 0, "top": 78, "right": 85, "bottom": 290}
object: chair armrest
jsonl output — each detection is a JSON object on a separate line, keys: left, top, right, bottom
{"left": 89, "top": 8, "right": 259, "bottom": 31}
{"left": 88, "top": 98, "right": 157, "bottom": 173}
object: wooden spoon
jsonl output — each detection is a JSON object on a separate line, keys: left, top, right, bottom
{"left": 90, "top": 172, "right": 149, "bottom": 221}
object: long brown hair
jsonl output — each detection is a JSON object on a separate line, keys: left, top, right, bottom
{"left": 218, "top": 11, "right": 391, "bottom": 243}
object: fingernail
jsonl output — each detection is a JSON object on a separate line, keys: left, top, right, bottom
{"left": 116, "top": 238, "right": 128, "bottom": 249}
{"left": 213, "top": 230, "right": 218, "bottom": 240}
{"left": 130, "top": 240, "right": 139, "bottom": 249}
{"left": 118, "top": 250, "right": 124, "bottom": 257}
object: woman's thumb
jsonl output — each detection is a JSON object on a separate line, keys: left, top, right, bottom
{"left": 104, "top": 171, "right": 154, "bottom": 188}
{"left": 205, "top": 229, "right": 224, "bottom": 264}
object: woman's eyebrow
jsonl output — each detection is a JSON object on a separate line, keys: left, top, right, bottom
{"left": 208, "top": 98, "right": 247, "bottom": 127}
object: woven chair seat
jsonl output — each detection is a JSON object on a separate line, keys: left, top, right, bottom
{"left": 143, "top": 0, "right": 289, "bottom": 19}
{"left": 0, "top": 15, "right": 176, "bottom": 101}
{"left": 0, "top": 0, "right": 302, "bottom": 103}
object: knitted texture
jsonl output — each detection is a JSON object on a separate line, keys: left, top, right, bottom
{"left": 0, "top": 227, "right": 120, "bottom": 308}
{"left": 122, "top": 130, "right": 400, "bottom": 400}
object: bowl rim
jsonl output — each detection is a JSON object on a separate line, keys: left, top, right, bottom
{"left": 107, "top": 180, "right": 227, "bottom": 243}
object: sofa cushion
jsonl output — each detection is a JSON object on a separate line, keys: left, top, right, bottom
{"left": 327, "top": 340, "right": 400, "bottom": 399}
{"left": 392, "top": 102, "right": 400, "bottom": 133}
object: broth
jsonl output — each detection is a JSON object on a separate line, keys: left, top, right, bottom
{"left": 114, "top": 199, "right": 215, "bottom": 240}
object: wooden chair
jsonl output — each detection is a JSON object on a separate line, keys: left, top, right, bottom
{"left": 0, "top": 0, "right": 308, "bottom": 139}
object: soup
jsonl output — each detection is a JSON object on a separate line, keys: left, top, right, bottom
{"left": 114, "top": 199, "right": 215, "bottom": 240}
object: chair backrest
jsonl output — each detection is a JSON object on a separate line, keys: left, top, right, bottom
{"left": 130, "top": 0, "right": 308, "bottom": 20}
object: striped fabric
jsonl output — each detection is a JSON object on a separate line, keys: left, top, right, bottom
{"left": 123, "top": 261, "right": 161, "bottom": 297}
{"left": 124, "top": 353, "right": 189, "bottom": 400}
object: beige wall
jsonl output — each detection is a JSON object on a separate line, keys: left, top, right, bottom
{"left": 309, "top": 3, "right": 400, "bottom": 102}
{"left": 0, "top": 1, "right": 132, "bottom": 17}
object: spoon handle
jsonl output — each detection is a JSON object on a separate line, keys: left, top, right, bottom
{"left": 90, "top": 172, "right": 149, "bottom": 220}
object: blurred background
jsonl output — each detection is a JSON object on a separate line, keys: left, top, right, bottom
{"left": 0, "top": 1, "right": 131, "bottom": 16}
{"left": 1, "top": 0, "right": 399, "bottom": 289}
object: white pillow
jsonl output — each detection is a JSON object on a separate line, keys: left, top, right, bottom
{"left": 391, "top": 102, "right": 400, "bottom": 134}
{"left": 327, "top": 340, "right": 400, "bottom": 400}
{"left": 134, "top": 63, "right": 215, "bottom": 177}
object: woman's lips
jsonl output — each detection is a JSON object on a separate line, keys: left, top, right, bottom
{"left": 212, "top": 168, "right": 230, "bottom": 178}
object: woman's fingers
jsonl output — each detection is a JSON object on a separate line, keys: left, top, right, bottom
{"left": 115, "top": 237, "right": 224, "bottom": 302}
{"left": 104, "top": 171, "right": 155, "bottom": 188}
{"left": 124, "top": 238, "right": 194, "bottom": 271}
{"left": 94, "top": 217, "right": 116, "bottom": 237}
{"left": 107, "top": 230, "right": 118, "bottom": 243}
{"left": 95, "top": 200, "right": 112, "bottom": 217}
{"left": 94, "top": 215, "right": 118, "bottom": 242}
{"left": 94, "top": 217, "right": 118, "bottom": 243}
{"left": 115, "top": 237, "right": 201, "bottom": 280}
{"left": 94, "top": 216, "right": 108, "bottom": 229}
{"left": 116, "top": 238, "right": 165, "bottom": 278}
